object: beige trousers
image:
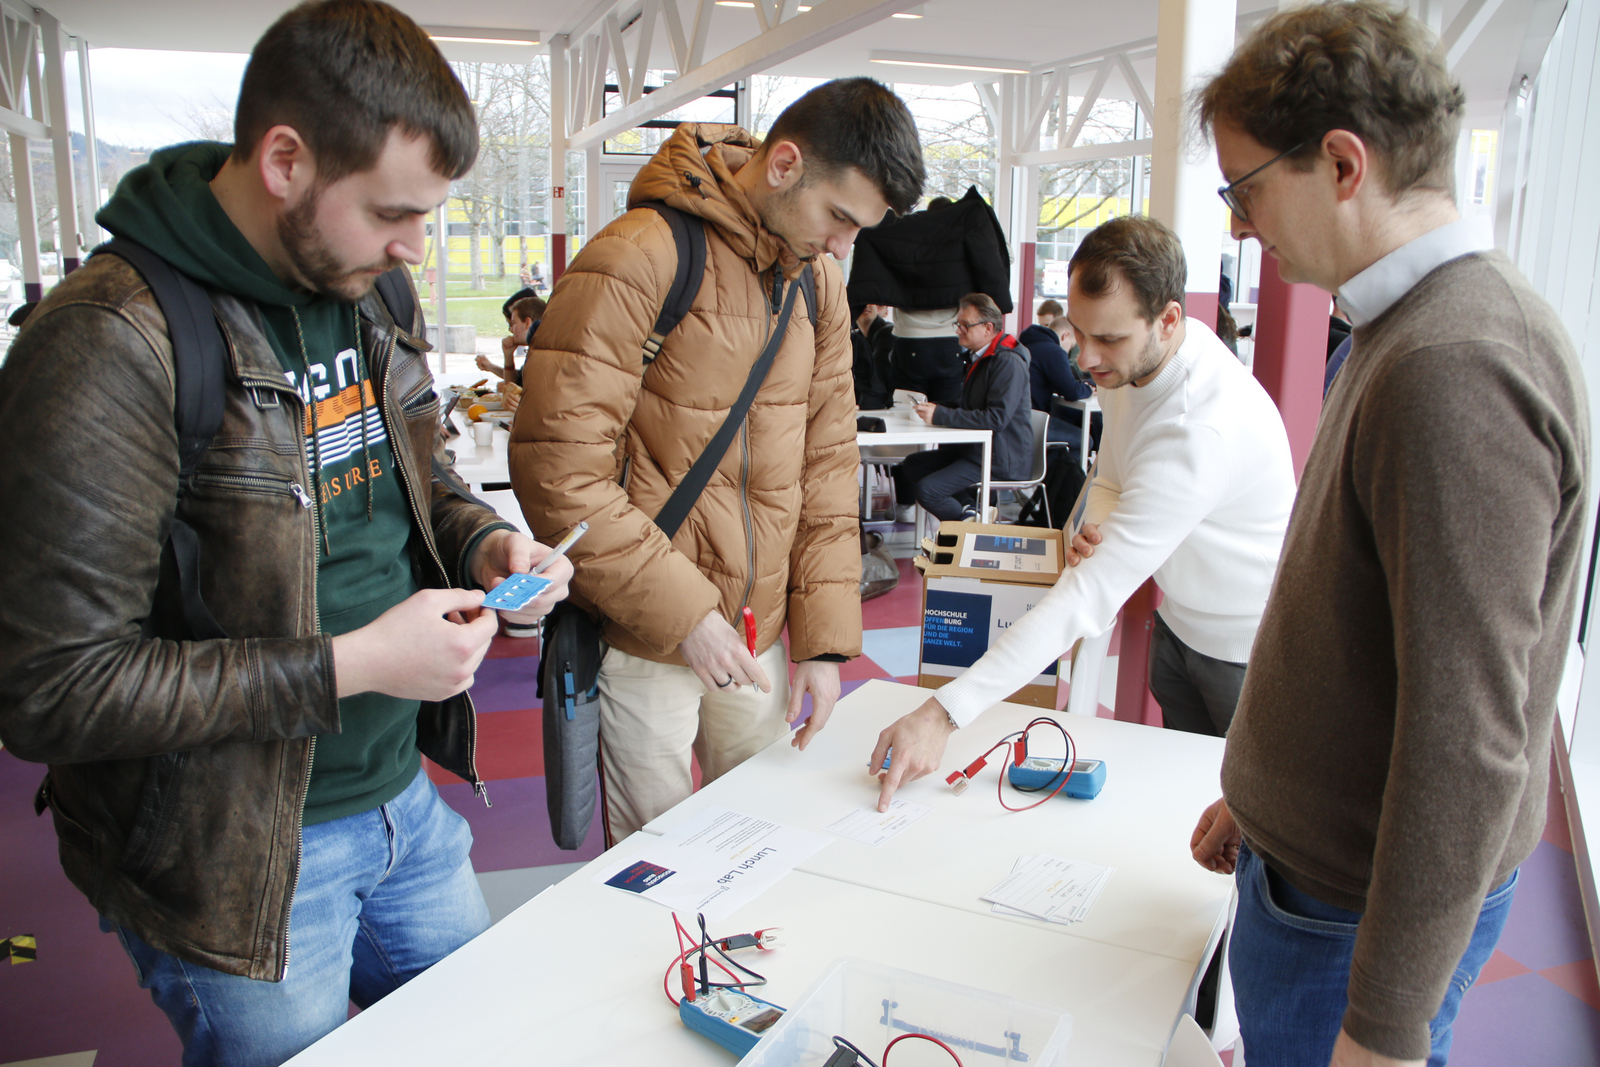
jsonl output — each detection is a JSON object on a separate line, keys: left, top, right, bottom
{"left": 597, "top": 641, "right": 791, "bottom": 844}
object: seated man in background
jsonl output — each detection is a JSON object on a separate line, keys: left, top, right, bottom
{"left": 873, "top": 216, "right": 1296, "bottom": 807}
{"left": 477, "top": 294, "right": 545, "bottom": 386}
{"left": 1019, "top": 312, "right": 1093, "bottom": 454}
{"left": 891, "top": 292, "right": 1033, "bottom": 521}
{"left": 1037, "top": 297, "right": 1063, "bottom": 321}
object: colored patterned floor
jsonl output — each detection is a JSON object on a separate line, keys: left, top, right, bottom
{"left": 2, "top": 555, "right": 1599, "bottom": 1064}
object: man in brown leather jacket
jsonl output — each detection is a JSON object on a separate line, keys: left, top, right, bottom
{"left": 0, "top": 3, "right": 570, "bottom": 1064}
{"left": 511, "top": 80, "right": 925, "bottom": 844}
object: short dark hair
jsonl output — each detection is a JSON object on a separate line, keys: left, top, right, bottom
{"left": 1069, "top": 216, "right": 1186, "bottom": 324}
{"left": 959, "top": 292, "right": 1004, "bottom": 329}
{"left": 761, "top": 78, "right": 925, "bottom": 216}
{"left": 927, "top": 196, "right": 955, "bottom": 210}
{"left": 502, "top": 286, "right": 539, "bottom": 321}
{"left": 509, "top": 296, "right": 546, "bottom": 322}
{"left": 1037, "top": 299, "right": 1063, "bottom": 320}
{"left": 1195, "top": 0, "right": 1464, "bottom": 198}
{"left": 233, "top": 0, "right": 478, "bottom": 184}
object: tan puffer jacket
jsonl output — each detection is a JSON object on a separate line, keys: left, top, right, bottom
{"left": 509, "top": 123, "right": 862, "bottom": 665}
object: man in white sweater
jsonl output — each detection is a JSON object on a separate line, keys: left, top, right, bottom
{"left": 870, "top": 215, "right": 1295, "bottom": 810}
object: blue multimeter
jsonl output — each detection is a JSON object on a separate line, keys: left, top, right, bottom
{"left": 680, "top": 990, "right": 786, "bottom": 1056}
{"left": 1006, "top": 756, "right": 1107, "bottom": 799}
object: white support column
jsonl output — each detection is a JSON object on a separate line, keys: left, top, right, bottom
{"left": 36, "top": 9, "right": 80, "bottom": 273}
{"left": 75, "top": 36, "right": 101, "bottom": 248}
{"left": 10, "top": 132, "right": 40, "bottom": 300}
{"left": 549, "top": 36, "right": 571, "bottom": 279}
{"left": 1148, "top": 0, "right": 1236, "bottom": 325}
{"left": 585, "top": 143, "right": 603, "bottom": 241}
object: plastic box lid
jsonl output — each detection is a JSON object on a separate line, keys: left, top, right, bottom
{"left": 742, "top": 958, "right": 1071, "bottom": 1066}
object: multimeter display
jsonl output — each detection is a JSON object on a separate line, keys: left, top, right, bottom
{"left": 681, "top": 991, "right": 786, "bottom": 1056}
{"left": 1007, "top": 756, "right": 1107, "bottom": 799}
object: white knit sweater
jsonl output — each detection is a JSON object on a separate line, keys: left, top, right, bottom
{"left": 936, "top": 321, "right": 1296, "bottom": 726}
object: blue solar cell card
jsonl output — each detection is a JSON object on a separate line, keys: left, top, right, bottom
{"left": 482, "top": 573, "right": 553, "bottom": 612}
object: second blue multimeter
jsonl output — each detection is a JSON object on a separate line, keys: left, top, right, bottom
{"left": 680, "top": 990, "right": 786, "bottom": 1056}
{"left": 1006, "top": 756, "right": 1108, "bottom": 799}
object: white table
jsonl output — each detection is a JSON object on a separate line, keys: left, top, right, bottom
{"left": 286, "top": 681, "right": 1232, "bottom": 1067}
{"left": 645, "top": 680, "right": 1232, "bottom": 966}
{"left": 857, "top": 407, "right": 993, "bottom": 510}
{"left": 286, "top": 838, "right": 1199, "bottom": 1067}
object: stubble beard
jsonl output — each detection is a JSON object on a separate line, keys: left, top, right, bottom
{"left": 279, "top": 191, "right": 399, "bottom": 303}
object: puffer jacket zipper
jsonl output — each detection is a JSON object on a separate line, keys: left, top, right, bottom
{"left": 739, "top": 269, "right": 783, "bottom": 611}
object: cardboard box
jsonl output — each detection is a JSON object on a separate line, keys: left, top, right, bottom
{"left": 914, "top": 521, "right": 1065, "bottom": 708}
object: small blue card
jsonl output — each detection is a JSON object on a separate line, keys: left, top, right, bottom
{"left": 482, "top": 573, "right": 553, "bottom": 612}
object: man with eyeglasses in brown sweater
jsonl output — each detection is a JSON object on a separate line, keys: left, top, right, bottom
{"left": 1189, "top": 4, "right": 1589, "bottom": 1066}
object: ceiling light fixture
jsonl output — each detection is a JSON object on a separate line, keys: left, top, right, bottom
{"left": 424, "top": 26, "right": 539, "bottom": 46}
{"left": 868, "top": 50, "right": 1029, "bottom": 74}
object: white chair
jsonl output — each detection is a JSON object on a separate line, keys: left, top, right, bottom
{"left": 1064, "top": 624, "right": 1115, "bottom": 717}
{"left": 1164, "top": 1014, "right": 1225, "bottom": 1067}
{"left": 980, "top": 408, "right": 1053, "bottom": 525}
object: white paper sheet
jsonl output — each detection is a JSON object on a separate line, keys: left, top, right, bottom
{"left": 593, "top": 807, "right": 832, "bottom": 921}
{"left": 824, "top": 798, "right": 934, "bottom": 846}
{"left": 983, "top": 854, "right": 1113, "bottom": 924}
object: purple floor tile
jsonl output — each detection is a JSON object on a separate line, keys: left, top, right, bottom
{"left": 1450, "top": 971, "right": 1600, "bottom": 1066}
{"left": 1496, "top": 839, "right": 1593, "bottom": 970}
{"left": 438, "top": 774, "right": 605, "bottom": 872}
{"left": 467, "top": 652, "right": 542, "bottom": 714}
{"left": 0, "top": 752, "right": 180, "bottom": 1066}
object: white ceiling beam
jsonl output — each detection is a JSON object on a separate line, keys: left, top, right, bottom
{"left": 1013, "top": 137, "right": 1153, "bottom": 168}
{"left": 628, "top": 0, "right": 659, "bottom": 105}
{"left": 1060, "top": 56, "right": 1111, "bottom": 150}
{"left": 1023, "top": 70, "right": 1062, "bottom": 149}
{"left": 1113, "top": 51, "right": 1155, "bottom": 127}
{"left": 564, "top": 0, "right": 628, "bottom": 41}
{"left": 605, "top": 13, "right": 631, "bottom": 101}
{"left": 0, "top": 103, "right": 45, "bottom": 139}
{"left": 567, "top": 0, "right": 907, "bottom": 151}
{"left": 661, "top": 0, "right": 690, "bottom": 72}
{"left": 689, "top": 0, "right": 715, "bottom": 68}
{"left": 1442, "top": 0, "right": 1505, "bottom": 69}
{"left": 975, "top": 80, "right": 1001, "bottom": 134}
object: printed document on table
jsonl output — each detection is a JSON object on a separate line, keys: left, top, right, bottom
{"left": 824, "top": 798, "right": 933, "bottom": 846}
{"left": 983, "top": 854, "right": 1113, "bottom": 924}
{"left": 594, "top": 806, "right": 831, "bottom": 921}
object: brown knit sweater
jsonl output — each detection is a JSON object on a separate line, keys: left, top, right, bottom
{"left": 1222, "top": 250, "right": 1589, "bottom": 1059}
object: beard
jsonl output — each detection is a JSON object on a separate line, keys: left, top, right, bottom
{"left": 1127, "top": 327, "right": 1167, "bottom": 386}
{"left": 278, "top": 190, "right": 400, "bottom": 302}
{"left": 757, "top": 181, "right": 816, "bottom": 264}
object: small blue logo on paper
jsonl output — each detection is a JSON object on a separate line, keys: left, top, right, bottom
{"left": 922, "top": 589, "right": 991, "bottom": 669}
{"left": 606, "top": 860, "right": 675, "bottom": 892}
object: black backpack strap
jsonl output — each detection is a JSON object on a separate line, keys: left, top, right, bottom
{"left": 92, "top": 237, "right": 229, "bottom": 640}
{"left": 654, "top": 274, "right": 800, "bottom": 540}
{"left": 800, "top": 263, "right": 817, "bottom": 328}
{"left": 636, "top": 201, "right": 705, "bottom": 366}
{"left": 373, "top": 266, "right": 418, "bottom": 335}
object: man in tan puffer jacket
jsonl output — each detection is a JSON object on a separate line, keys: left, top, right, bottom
{"left": 510, "top": 79, "right": 925, "bottom": 842}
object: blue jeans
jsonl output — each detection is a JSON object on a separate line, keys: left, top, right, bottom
{"left": 106, "top": 765, "right": 490, "bottom": 1067}
{"left": 1230, "top": 841, "right": 1517, "bottom": 1067}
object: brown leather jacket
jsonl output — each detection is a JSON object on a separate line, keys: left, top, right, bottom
{"left": 510, "top": 124, "right": 862, "bottom": 663}
{"left": 0, "top": 255, "right": 509, "bottom": 981}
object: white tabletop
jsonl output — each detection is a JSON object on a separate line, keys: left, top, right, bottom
{"left": 858, "top": 407, "right": 994, "bottom": 508}
{"left": 285, "top": 833, "right": 1197, "bottom": 1067}
{"left": 645, "top": 680, "right": 1233, "bottom": 965}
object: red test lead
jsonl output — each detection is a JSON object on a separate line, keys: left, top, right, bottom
{"left": 742, "top": 606, "right": 757, "bottom": 656}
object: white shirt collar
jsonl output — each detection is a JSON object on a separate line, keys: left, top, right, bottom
{"left": 1336, "top": 218, "right": 1492, "bottom": 328}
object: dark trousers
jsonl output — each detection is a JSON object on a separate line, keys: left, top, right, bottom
{"left": 890, "top": 336, "right": 964, "bottom": 406}
{"left": 892, "top": 448, "right": 983, "bottom": 521}
{"left": 1148, "top": 612, "right": 1247, "bottom": 737}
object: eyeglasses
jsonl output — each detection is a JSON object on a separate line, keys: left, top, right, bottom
{"left": 1217, "top": 137, "right": 1315, "bottom": 223}
{"left": 954, "top": 318, "right": 988, "bottom": 333}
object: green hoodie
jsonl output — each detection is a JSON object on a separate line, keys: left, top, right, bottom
{"left": 99, "top": 142, "right": 423, "bottom": 825}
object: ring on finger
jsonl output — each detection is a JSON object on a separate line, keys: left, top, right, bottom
{"left": 717, "top": 676, "right": 736, "bottom": 688}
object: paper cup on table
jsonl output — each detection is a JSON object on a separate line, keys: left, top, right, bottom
{"left": 472, "top": 421, "right": 494, "bottom": 446}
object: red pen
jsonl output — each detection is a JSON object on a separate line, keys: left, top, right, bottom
{"left": 741, "top": 606, "right": 757, "bottom": 656}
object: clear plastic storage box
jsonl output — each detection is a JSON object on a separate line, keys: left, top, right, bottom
{"left": 742, "top": 958, "right": 1071, "bottom": 1066}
